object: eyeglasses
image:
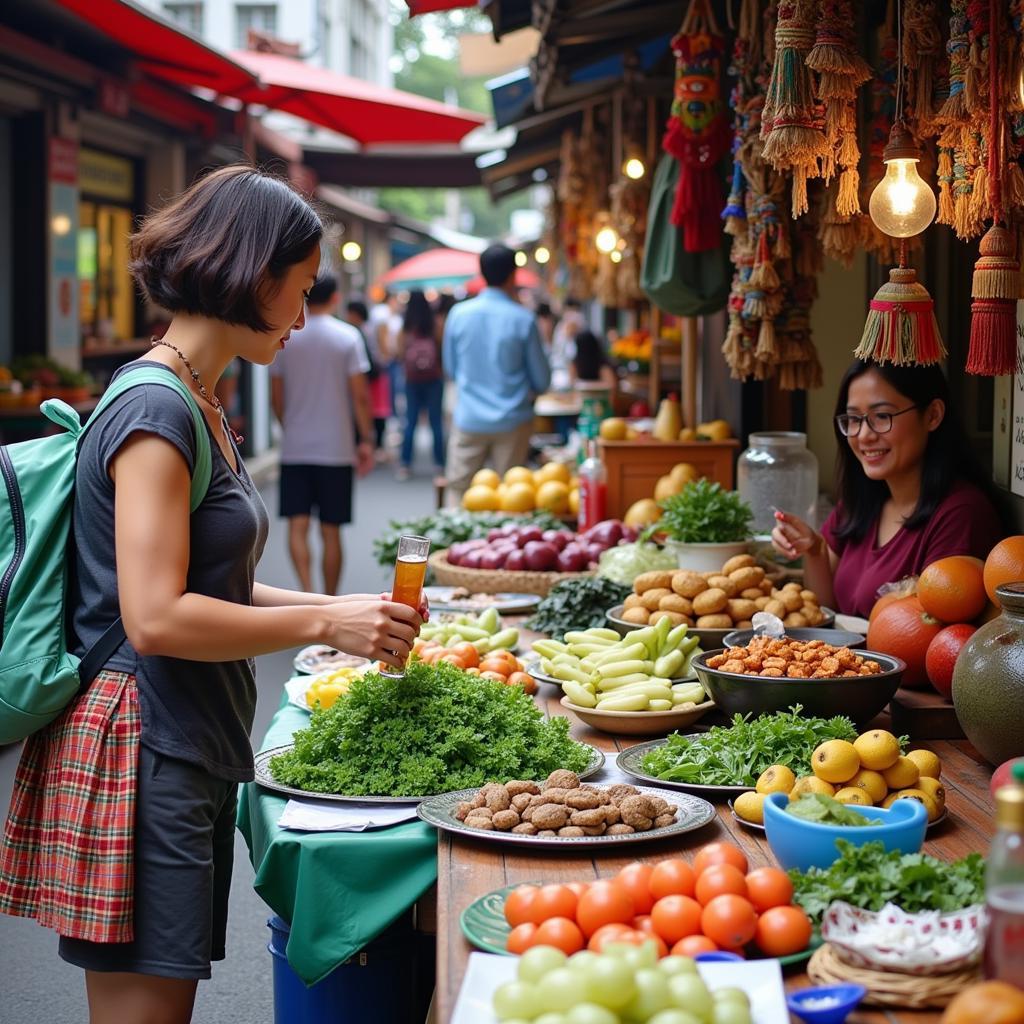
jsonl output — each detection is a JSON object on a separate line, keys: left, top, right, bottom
{"left": 835, "top": 405, "right": 918, "bottom": 437}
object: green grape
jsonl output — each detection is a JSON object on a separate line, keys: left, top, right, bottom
{"left": 535, "top": 1015, "right": 568, "bottom": 1024}
{"left": 519, "top": 946, "right": 569, "bottom": 984}
{"left": 564, "top": 1004, "right": 620, "bottom": 1024}
{"left": 667, "top": 974, "right": 713, "bottom": 1020}
{"left": 647, "top": 1012, "right": 704, "bottom": 1024}
{"left": 711, "top": 987, "right": 750, "bottom": 1009}
{"left": 536, "top": 967, "right": 589, "bottom": 1013}
{"left": 656, "top": 956, "right": 698, "bottom": 977}
{"left": 567, "top": 950, "right": 601, "bottom": 975}
{"left": 493, "top": 980, "right": 541, "bottom": 1021}
{"left": 575, "top": 953, "right": 635, "bottom": 1010}
{"left": 620, "top": 967, "right": 672, "bottom": 1021}
{"left": 711, "top": 1003, "right": 752, "bottom": 1024}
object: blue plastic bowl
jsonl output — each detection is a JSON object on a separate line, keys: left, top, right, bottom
{"left": 694, "top": 951, "right": 744, "bottom": 963}
{"left": 763, "top": 792, "right": 927, "bottom": 872}
{"left": 787, "top": 984, "right": 867, "bottom": 1024}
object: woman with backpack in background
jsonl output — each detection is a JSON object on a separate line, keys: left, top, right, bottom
{"left": 0, "top": 165, "right": 424, "bottom": 1024}
{"left": 396, "top": 289, "right": 446, "bottom": 480}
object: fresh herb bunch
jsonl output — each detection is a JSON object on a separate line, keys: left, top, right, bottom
{"left": 526, "top": 577, "right": 632, "bottom": 636}
{"left": 647, "top": 479, "right": 753, "bottom": 544}
{"left": 640, "top": 705, "right": 857, "bottom": 786}
{"left": 373, "top": 508, "right": 562, "bottom": 580}
{"left": 790, "top": 840, "right": 985, "bottom": 923}
{"left": 786, "top": 793, "right": 880, "bottom": 827}
{"left": 269, "top": 660, "right": 592, "bottom": 796}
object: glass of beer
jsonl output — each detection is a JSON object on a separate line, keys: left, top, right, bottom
{"left": 379, "top": 534, "right": 430, "bottom": 678}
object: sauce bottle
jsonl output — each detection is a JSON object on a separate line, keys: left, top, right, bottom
{"left": 985, "top": 763, "right": 1024, "bottom": 984}
{"left": 577, "top": 439, "right": 607, "bottom": 533}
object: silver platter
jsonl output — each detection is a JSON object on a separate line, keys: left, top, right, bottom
{"left": 616, "top": 737, "right": 754, "bottom": 799}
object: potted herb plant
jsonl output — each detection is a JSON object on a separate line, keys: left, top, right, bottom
{"left": 648, "top": 479, "right": 754, "bottom": 572}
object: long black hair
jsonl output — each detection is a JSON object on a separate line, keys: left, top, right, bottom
{"left": 403, "top": 289, "right": 435, "bottom": 337}
{"left": 574, "top": 330, "right": 609, "bottom": 381}
{"left": 832, "top": 359, "right": 1005, "bottom": 542}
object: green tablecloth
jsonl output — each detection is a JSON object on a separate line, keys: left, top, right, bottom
{"left": 236, "top": 694, "right": 438, "bottom": 985}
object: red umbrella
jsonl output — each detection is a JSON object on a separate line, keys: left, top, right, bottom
{"left": 379, "top": 249, "right": 480, "bottom": 290}
{"left": 406, "top": 0, "right": 477, "bottom": 13}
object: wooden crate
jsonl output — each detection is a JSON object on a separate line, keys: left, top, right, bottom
{"left": 599, "top": 438, "right": 740, "bottom": 519}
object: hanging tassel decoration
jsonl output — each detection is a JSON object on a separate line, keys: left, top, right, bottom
{"left": 967, "top": 0, "right": 1019, "bottom": 376}
{"left": 938, "top": 0, "right": 971, "bottom": 126}
{"left": 855, "top": 267, "right": 947, "bottom": 365}
{"left": 903, "top": 0, "right": 944, "bottom": 127}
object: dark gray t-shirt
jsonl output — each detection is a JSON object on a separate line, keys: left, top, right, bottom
{"left": 71, "top": 361, "right": 269, "bottom": 782}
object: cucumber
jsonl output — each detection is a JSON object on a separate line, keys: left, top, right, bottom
{"left": 648, "top": 699, "right": 674, "bottom": 712}
{"left": 654, "top": 649, "right": 685, "bottom": 679}
{"left": 488, "top": 627, "right": 519, "bottom": 650}
{"left": 562, "top": 681, "right": 597, "bottom": 707}
{"left": 596, "top": 659, "right": 655, "bottom": 679}
{"left": 598, "top": 692, "right": 650, "bottom": 712}
{"left": 477, "top": 607, "right": 500, "bottom": 634}
{"left": 564, "top": 630, "right": 616, "bottom": 645}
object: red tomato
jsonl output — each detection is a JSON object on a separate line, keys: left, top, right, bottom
{"left": 617, "top": 862, "right": 656, "bottom": 915}
{"left": 450, "top": 642, "right": 480, "bottom": 669}
{"left": 671, "top": 934, "right": 718, "bottom": 957}
{"left": 650, "top": 894, "right": 703, "bottom": 945}
{"left": 587, "top": 922, "right": 633, "bottom": 952}
{"left": 700, "top": 894, "right": 758, "bottom": 949}
{"left": 506, "top": 671, "right": 537, "bottom": 693}
{"left": 754, "top": 905, "right": 812, "bottom": 957}
{"left": 506, "top": 922, "right": 538, "bottom": 954}
{"left": 504, "top": 885, "right": 539, "bottom": 927}
{"left": 534, "top": 916, "right": 585, "bottom": 955}
{"left": 576, "top": 880, "right": 635, "bottom": 938}
{"left": 695, "top": 864, "right": 749, "bottom": 906}
{"left": 694, "top": 842, "right": 749, "bottom": 877}
{"left": 532, "top": 884, "right": 579, "bottom": 924}
{"left": 649, "top": 858, "right": 696, "bottom": 900}
{"left": 745, "top": 867, "right": 794, "bottom": 913}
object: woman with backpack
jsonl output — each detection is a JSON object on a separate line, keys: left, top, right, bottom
{"left": 0, "top": 166, "right": 424, "bottom": 1024}
{"left": 396, "top": 289, "right": 445, "bottom": 480}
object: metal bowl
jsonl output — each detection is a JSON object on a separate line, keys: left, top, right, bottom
{"left": 692, "top": 649, "right": 906, "bottom": 724}
{"left": 723, "top": 627, "right": 866, "bottom": 649}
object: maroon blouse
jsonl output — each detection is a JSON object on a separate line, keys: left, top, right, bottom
{"left": 821, "top": 481, "right": 1004, "bottom": 618}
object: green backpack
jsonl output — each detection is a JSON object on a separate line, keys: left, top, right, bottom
{"left": 0, "top": 365, "right": 211, "bottom": 743}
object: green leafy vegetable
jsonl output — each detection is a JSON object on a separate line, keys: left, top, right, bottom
{"left": 597, "top": 542, "right": 678, "bottom": 585}
{"left": 790, "top": 840, "right": 985, "bottom": 923}
{"left": 646, "top": 479, "right": 753, "bottom": 544}
{"left": 373, "top": 509, "right": 562, "bottom": 582}
{"left": 786, "top": 793, "right": 881, "bottom": 827}
{"left": 639, "top": 705, "right": 857, "bottom": 786}
{"left": 525, "top": 577, "right": 632, "bottom": 636}
{"left": 269, "top": 660, "right": 592, "bottom": 796}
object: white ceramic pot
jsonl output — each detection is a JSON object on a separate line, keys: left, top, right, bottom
{"left": 666, "top": 540, "right": 749, "bottom": 574}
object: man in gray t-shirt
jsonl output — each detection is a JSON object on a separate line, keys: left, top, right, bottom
{"left": 270, "top": 273, "right": 372, "bottom": 594}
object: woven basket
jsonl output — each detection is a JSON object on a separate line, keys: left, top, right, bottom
{"left": 428, "top": 549, "right": 593, "bottom": 597}
{"left": 807, "top": 944, "right": 979, "bottom": 1009}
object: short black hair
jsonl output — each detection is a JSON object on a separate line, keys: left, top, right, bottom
{"left": 536, "top": 301, "right": 552, "bottom": 318}
{"left": 480, "top": 243, "right": 516, "bottom": 287}
{"left": 346, "top": 299, "right": 368, "bottom": 321}
{"left": 130, "top": 164, "right": 322, "bottom": 332}
{"left": 307, "top": 273, "right": 338, "bottom": 305}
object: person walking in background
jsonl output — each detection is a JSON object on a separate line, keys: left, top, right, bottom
{"left": 344, "top": 299, "right": 390, "bottom": 460}
{"left": 570, "top": 329, "right": 617, "bottom": 391}
{"left": 397, "top": 290, "right": 445, "bottom": 480}
{"left": 369, "top": 288, "right": 404, "bottom": 433}
{"left": 443, "top": 244, "right": 550, "bottom": 500}
{"left": 271, "top": 273, "right": 373, "bottom": 594}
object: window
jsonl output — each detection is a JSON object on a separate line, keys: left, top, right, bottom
{"left": 236, "top": 4, "right": 278, "bottom": 48}
{"left": 162, "top": 2, "right": 203, "bottom": 34}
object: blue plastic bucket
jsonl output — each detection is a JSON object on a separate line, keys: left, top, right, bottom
{"left": 267, "top": 916, "right": 411, "bottom": 1024}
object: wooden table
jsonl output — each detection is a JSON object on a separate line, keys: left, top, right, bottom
{"left": 434, "top": 630, "right": 995, "bottom": 1023}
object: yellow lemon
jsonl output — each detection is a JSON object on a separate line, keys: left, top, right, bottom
{"left": 847, "top": 769, "right": 888, "bottom": 804}
{"left": 568, "top": 488, "right": 579, "bottom": 516}
{"left": 906, "top": 748, "right": 942, "bottom": 780}
{"left": 834, "top": 786, "right": 873, "bottom": 806}
{"left": 624, "top": 498, "right": 662, "bottom": 528}
{"left": 308, "top": 681, "right": 346, "bottom": 710}
{"left": 916, "top": 776, "right": 947, "bottom": 806}
{"left": 891, "top": 788, "right": 942, "bottom": 822}
{"left": 654, "top": 475, "right": 679, "bottom": 502}
{"left": 678, "top": 427, "right": 697, "bottom": 442}
{"left": 669, "top": 463, "right": 700, "bottom": 489}
{"left": 462, "top": 485, "right": 501, "bottom": 512}
{"left": 811, "top": 739, "right": 861, "bottom": 784}
{"left": 535, "top": 480, "right": 570, "bottom": 515}
{"left": 471, "top": 468, "right": 500, "bottom": 490}
{"left": 503, "top": 466, "right": 534, "bottom": 486}
{"left": 853, "top": 729, "right": 902, "bottom": 771}
{"left": 733, "top": 791, "right": 767, "bottom": 825}
{"left": 534, "top": 461, "right": 572, "bottom": 485}
{"left": 756, "top": 765, "right": 797, "bottom": 795}
{"left": 500, "top": 482, "right": 536, "bottom": 513}
{"left": 882, "top": 756, "right": 921, "bottom": 791}
{"left": 599, "top": 418, "right": 628, "bottom": 441}
{"left": 790, "top": 776, "right": 836, "bottom": 799}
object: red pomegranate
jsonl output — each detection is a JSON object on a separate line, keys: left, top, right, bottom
{"left": 866, "top": 596, "right": 944, "bottom": 688}
{"left": 925, "top": 624, "right": 977, "bottom": 699}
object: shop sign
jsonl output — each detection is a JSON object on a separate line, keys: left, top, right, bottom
{"left": 48, "top": 138, "right": 79, "bottom": 363}
{"left": 79, "top": 148, "right": 134, "bottom": 203}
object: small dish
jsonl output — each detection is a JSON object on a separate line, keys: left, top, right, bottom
{"left": 787, "top": 984, "right": 867, "bottom": 1024}
{"left": 559, "top": 694, "right": 716, "bottom": 736}
{"left": 695, "top": 950, "right": 744, "bottom": 963}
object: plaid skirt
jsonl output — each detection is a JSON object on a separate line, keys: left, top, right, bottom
{"left": 0, "top": 670, "right": 140, "bottom": 943}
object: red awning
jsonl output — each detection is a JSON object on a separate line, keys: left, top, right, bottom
{"left": 379, "top": 249, "right": 481, "bottom": 290}
{"left": 226, "top": 51, "right": 485, "bottom": 147}
{"left": 50, "top": 0, "right": 258, "bottom": 93}
{"left": 406, "top": 0, "right": 478, "bottom": 13}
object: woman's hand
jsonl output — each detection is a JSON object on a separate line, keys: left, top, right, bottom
{"left": 771, "top": 510, "right": 825, "bottom": 561}
{"left": 322, "top": 599, "right": 423, "bottom": 669}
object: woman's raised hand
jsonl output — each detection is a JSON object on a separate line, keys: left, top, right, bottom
{"left": 323, "top": 599, "right": 423, "bottom": 669}
{"left": 771, "top": 510, "right": 824, "bottom": 561}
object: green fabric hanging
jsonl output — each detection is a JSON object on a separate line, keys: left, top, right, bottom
{"left": 641, "top": 153, "right": 732, "bottom": 316}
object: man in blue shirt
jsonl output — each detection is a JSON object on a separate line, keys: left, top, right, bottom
{"left": 442, "top": 244, "right": 551, "bottom": 499}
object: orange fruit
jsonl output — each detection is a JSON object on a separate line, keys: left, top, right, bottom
{"left": 866, "top": 596, "right": 943, "bottom": 687}
{"left": 917, "top": 556, "right": 987, "bottom": 624}
{"left": 700, "top": 894, "right": 758, "bottom": 949}
{"left": 984, "top": 536, "right": 1024, "bottom": 605}
{"left": 693, "top": 842, "right": 749, "bottom": 877}
{"left": 869, "top": 578, "right": 918, "bottom": 623}
{"left": 478, "top": 658, "right": 512, "bottom": 677}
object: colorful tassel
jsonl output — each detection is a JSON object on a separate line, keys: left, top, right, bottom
{"left": 855, "top": 268, "right": 947, "bottom": 366}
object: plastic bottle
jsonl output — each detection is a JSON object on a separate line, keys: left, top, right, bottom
{"left": 985, "top": 763, "right": 1024, "bottom": 983}
{"left": 577, "top": 439, "right": 607, "bottom": 533}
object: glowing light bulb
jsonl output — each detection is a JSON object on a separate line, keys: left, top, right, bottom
{"left": 595, "top": 226, "right": 618, "bottom": 254}
{"left": 514, "top": 250, "right": 527, "bottom": 267}
{"left": 624, "top": 157, "right": 646, "bottom": 180}
{"left": 341, "top": 241, "right": 362, "bottom": 262}
{"left": 534, "top": 246, "right": 550, "bottom": 265}
{"left": 868, "top": 124, "right": 936, "bottom": 238}
{"left": 609, "top": 250, "right": 623, "bottom": 263}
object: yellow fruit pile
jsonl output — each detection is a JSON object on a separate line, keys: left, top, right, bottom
{"left": 462, "top": 463, "right": 579, "bottom": 515}
{"left": 733, "top": 730, "right": 945, "bottom": 825}
{"left": 304, "top": 665, "right": 367, "bottom": 710}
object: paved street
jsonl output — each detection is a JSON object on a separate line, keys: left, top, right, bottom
{"left": 0, "top": 448, "right": 437, "bottom": 1024}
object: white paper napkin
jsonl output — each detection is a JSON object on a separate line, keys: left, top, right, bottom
{"left": 277, "top": 798, "right": 419, "bottom": 832}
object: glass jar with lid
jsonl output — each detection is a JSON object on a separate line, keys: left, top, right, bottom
{"left": 737, "top": 432, "right": 819, "bottom": 536}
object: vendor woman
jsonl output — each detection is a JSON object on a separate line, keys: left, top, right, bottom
{"left": 772, "top": 359, "right": 1005, "bottom": 619}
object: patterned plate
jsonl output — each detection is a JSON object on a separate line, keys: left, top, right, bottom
{"left": 420, "top": 785, "right": 715, "bottom": 849}
{"left": 252, "top": 743, "right": 606, "bottom": 805}
{"left": 616, "top": 737, "right": 754, "bottom": 799}
{"left": 461, "top": 883, "right": 818, "bottom": 966}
